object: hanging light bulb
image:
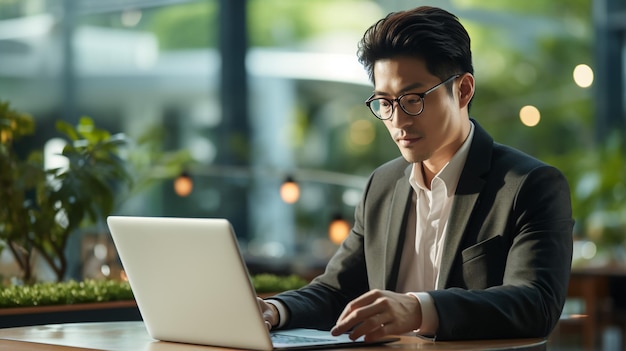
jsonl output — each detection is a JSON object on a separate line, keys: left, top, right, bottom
{"left": 280, "top": 176, "right": 300, "bottom": 204}
{"left": 174, "top": 171, "right": 193, "bottom": 197}
{"left": 329, "top": 214, "right": 350, "bottom": 244}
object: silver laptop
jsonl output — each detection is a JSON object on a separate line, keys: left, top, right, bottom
{"left": 107, "top": 216, "right": 398, "bottom": 351}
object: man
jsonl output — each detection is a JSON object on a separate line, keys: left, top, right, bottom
{"left": 257, "top": 6, "right": 573, "bottom": 341}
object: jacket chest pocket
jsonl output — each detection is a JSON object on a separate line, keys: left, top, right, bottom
{"left": 460, "top": 235, "right": 507, "bottom": 289}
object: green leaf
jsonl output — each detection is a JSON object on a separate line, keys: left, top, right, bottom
{"left": 55, "top": 120, "right": 79, "bottom": 141}
{"left": 251, "top": 274, "right": 307, "bottom": 293}
{"left": 0, "top": 280, "right": 134, "bottom": 308}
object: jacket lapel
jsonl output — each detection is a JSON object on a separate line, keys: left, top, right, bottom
{"left": 437, "top": 120, "right": 492, "bottom": 289}
{"left": 383, "top": 165, "right": 413, "bottom": 290}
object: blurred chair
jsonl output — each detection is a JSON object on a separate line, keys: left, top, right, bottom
{"left": 561, "top": 266, "right": 626, "bottom": 351}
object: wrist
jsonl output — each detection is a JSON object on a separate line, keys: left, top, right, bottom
{"left": 405, "top": 293, "right": 422, "bottom": 331}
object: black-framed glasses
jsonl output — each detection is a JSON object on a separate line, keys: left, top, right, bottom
{"left": 365, "top": 74, "right": 461, "bottom": 120}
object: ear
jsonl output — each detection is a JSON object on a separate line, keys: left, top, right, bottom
{"left": 457, "top": 73, "right": 475, "bottom": 109}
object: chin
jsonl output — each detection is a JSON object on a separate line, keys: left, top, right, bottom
{"left": 400, "top": 154, "right": 425, "bottom": 164}
{"left": 399, "top": 149, "right": 429, "bottom": 164}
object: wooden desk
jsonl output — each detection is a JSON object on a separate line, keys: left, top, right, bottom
{"left": 0, "top": 322, "right": 547, "bottom": 351}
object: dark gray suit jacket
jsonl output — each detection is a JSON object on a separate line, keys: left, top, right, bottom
{"left": 273, "top": 120, "right": 573, "bottom": 340}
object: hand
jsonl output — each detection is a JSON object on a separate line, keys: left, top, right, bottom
{"left": 257, "top": 297, "right": 279, "bottom": 331}
{"left": 330, "top": 289, "right": 421, "bottom": 341}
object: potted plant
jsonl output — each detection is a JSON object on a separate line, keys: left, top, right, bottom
{"left": 1, "top": 100, "right": 132, "bottom": 284}
{"left": 0, "top": 100, "right": 194, "bottom": 327}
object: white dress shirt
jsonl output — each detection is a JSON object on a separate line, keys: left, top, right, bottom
{"left": 396, "top": 122, "right": 474, "bottom": 336}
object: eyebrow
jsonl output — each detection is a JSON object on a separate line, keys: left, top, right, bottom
{"left": 372, "top": 81, "right": 426, "bottom": 97}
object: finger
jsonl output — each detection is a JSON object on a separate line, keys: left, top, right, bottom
{"left": 257, "top": 298, "right": 275, "bottom": 328}
{"left": 332, "top": 305, "right": 360, "bottom": 335}
{"left": 332, "top": 308, "right": 368, "bottom": 337}
{"left": 335, "top": 299, "right": 361, "bottom": 323}
{"left": 333, "top": 304, "right": 385, "bottom": 339}
{"left": 363, "top": 322, "right": 389, "bottom": 342}
{"left": 347, "top": 313, "right": 389, "bottom": 341}
{"left": 336, "top": 290, "right": 384, "bottom": 323}
{"left": 359, "top": 313, "right": 402, "bottom": 342}
{"left": 332, "top": 290, "right": 389, "bottom": 337}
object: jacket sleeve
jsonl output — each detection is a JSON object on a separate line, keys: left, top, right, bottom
{"left": 270, "top": 173, "right": 375, "bottom": 330}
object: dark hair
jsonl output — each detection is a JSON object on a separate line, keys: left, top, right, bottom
{"left": 357, "top": 6, "right": 473, "bottom": 84}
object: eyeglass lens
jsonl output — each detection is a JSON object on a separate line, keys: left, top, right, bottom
{"left": 369, "top": 95, "right": 423, "bottom": 119}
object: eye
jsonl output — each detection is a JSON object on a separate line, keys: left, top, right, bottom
{"left": 378, "top": 99, "right": 392, "bottom": 108}
{"left": 403, "top": 95, "right": 421, "bottom": 105}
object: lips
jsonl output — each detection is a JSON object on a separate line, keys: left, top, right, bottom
{"left": 396, "top": 135, "right": 422, "bottom": 147}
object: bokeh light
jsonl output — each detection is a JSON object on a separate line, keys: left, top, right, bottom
{"left": 174, "top": 173, "right": 193, "bottom": 197}
{"left": 573, "top": 64, "right": 594, "bottom": 88}
{"left": 328, "top": 217, "right": 350, "bottom": 244}
{"left": 519, "top": 105, "right": 541, "bottom": 127}
{"left": 349, "top": 120, "right": 375, "bottom": 146}
{"left": 280, "top": 177, "right": 300, "bottom": 204}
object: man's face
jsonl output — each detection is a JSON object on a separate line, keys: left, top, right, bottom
{"left": 372, "top": 56, "right": 469, "bottom": 168}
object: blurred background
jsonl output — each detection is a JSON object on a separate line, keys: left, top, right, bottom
{"left": 0, "top": 0, "right": 625, "bottom": 348}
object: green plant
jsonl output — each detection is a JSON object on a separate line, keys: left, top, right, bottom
{"left": 0, "top": 279, "right": 133, "bottom": 308}
{"left": 251, "top": 273, "right": 308, "bottom": 293}
{"left": 124, "top": 124, "right": 194, "bottom": 199}
{"left": 0, "top": 274, "right": 305, "bottom": 309}
{"left": 574, "top": 135, "right": 626, "bottom": 249}
{"left": 1, "top": 101, "right": 131, "bottom": 283}
{"left": 548, "top": 133, "right": 626, "bottom": 248}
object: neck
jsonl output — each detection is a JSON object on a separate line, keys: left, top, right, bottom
{"left": 420, "top": 162, "right": 436, "bottom": 190}
{"left": 421, "top": 118, "right": 472, "bottom": 187}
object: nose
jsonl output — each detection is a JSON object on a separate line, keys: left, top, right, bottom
{"left": 388, "top": 102, "right": 413, "bottom": 128}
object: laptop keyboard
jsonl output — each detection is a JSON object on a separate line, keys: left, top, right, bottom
{"left": 271, "top": 333, "right": 334, "bottom": 344}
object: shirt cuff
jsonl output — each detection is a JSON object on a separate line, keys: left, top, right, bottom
{"left": 407, "top": 292, "right": 439, "bottom": 336}
{"left": 265, "top": 299, "right": 288, "bottom": 328}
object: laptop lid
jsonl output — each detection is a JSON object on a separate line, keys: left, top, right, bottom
{"left": 107, "top": 216, "right": 398, "bottom": 351}
{"left": 108, "top": 216, "right": 275, "bottom": 350}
